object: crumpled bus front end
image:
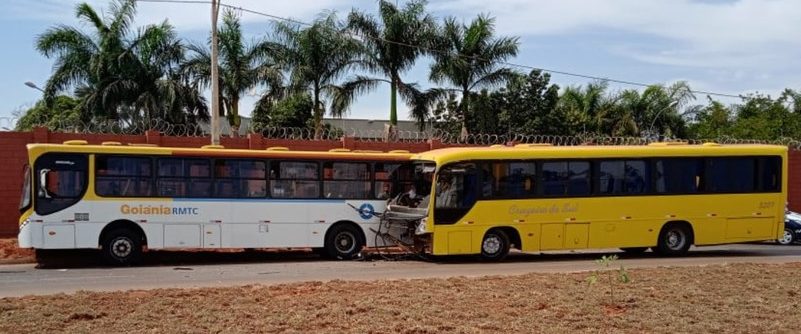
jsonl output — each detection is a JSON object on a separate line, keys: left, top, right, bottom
{"left": 376, "top": 162, "right": 435, "bottom": 254}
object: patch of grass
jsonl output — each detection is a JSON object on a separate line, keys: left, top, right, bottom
{"left": 1, "top": 263, "right": 800, "bottom": 333}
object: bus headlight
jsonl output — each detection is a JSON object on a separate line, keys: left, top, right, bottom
{"left": 415, "top": 218, "right": 429, "bottom": 235}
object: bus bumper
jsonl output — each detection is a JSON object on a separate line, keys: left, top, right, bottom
{"left": 17, "top": 219, "right": 40, "bottom": 248}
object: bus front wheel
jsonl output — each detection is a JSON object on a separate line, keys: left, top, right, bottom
{"left": 655, "top": 223, "right": 692, "bottom": 256}
{"left": 102, "top": 229, "right": 143, "bottom": 266}
{"left": 481, "top": 230, "right": 510, "bottom": 261}
{"left": 324, "top": 224, "right": 364, "bottom": 260}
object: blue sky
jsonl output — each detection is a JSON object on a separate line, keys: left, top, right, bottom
{"left": 2, "top": 0, "right": 800, "bottom": 127}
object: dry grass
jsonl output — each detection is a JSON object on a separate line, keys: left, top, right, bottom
{"left": 1, "top": 262, "right": 799, "bottom": 333}
{"left": 0, "top": 239, "right": 33, "bottom": 264}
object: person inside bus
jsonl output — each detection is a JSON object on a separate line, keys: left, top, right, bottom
{"left": 436, "top": 176, "right": 457, "bottom": 208}
{"left": 376, "top": 182, "right": 392, "bottom": 200}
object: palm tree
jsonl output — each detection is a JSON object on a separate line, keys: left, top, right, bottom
{"left": 36, "top": 0, "right": 205, "bottom": 125}
{"left": 616, "top": 81, "right": 695, "bottom": 137}
{"left": 428, "top": 15, "right": 519, "bottom": 137}
{"left": 183, "top": 9, "right": 282, "bottom": 136}
{"left": 272, "top": 13, "right": 361, "bottom": 138}
{"left": 558, "top": 81, "right": 613, "bottom": 134}
{"left": 345, "top": 0, "right": 437, "bottom": 137}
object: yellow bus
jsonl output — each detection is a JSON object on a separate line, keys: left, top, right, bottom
{"left": 384, "top": 143, "right": 787, "bottom": 260}
{"left": 18, "top": 140, "right": 415, "bottom": 265}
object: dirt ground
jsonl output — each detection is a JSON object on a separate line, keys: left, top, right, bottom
{"left": 0, "top": 239, "right": 33, "bottom": 264}
{"left": 0, "top": 262, "right": 799, "bottom": 333}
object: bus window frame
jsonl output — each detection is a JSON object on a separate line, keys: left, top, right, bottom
{"left": 34, "top": 153, "right": 89, "bottom": 216}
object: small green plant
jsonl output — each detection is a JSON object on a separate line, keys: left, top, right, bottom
{"left": 587, "top": 254, "right": 630, "bottom": 304}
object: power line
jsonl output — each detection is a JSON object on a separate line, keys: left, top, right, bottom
{"left": 136, "top": 0, "right": 745, "bottom": 99}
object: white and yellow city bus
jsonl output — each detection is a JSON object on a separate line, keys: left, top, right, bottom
{"left": 18, "top": 141, "right": 415, "bottom": 264}
{"left": 385, "top": 143, "right": 787, "bottom": 260}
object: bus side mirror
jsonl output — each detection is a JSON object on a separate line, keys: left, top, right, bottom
{"left": 38, "top": 169, "right": 51, "bottom": 198}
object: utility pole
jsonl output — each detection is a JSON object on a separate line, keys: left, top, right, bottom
{"left": 210, "top": 0, "right": 221, "bottom": 145}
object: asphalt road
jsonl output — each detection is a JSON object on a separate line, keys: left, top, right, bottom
{"left": 1, "top": 244, "right": 800, "bottom": 298}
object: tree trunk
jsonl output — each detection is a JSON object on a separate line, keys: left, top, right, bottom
{"left": 386, "top": 77, "right": 398, "bottom": 142}
{"left": 230, "top": 95, "right": 240, "bottom": 137}
{"left": 460, "top": 88, "right": 470, "bottom": 140}
{"left": 313, "top": 91, "right": 323, "bottom": 140}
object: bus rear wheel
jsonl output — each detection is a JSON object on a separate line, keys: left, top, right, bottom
{"left": 102, "top": 229, "right": 143, "bottom": 266}
{"left": 655, "top": 223, "right": 692, "bottom": 256}
{"left": 480, "top": 230, "right": 510, "bottom": 261}
{"left": 324, "top": 224, "right": 364, "bottom": 260}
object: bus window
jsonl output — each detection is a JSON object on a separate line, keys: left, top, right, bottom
{"left": 707, "top": 157, "right": 755, "bottom": 193}
{"left": 374, "top": 163, "right": 414, "bottom": 199}
{"left": 35, "top": 154, "right": 87, "bottom": 215}
{"left": 214, "top": 160, "right": 266, "bottom": 198}
{"left": 542, "top": 161, "right": 590, "bottom": 196}
{"left": 655, "top": 158, "right": 704, "bottom": 194}
{"left": 757, "top": 156, "right": 781, "bottom": 192}
{"left": 491, "top": 161, "right": 536, "bottom": 198}
{"left": 434, "top": 163, "right": 478, "bottom": 224}
{"left": 270, "top": 161, "right": 319, "bottom": 198}
{"left": 323, "top": 162, "right": 370, "bottom": 199}
{"left": 156, "top": 158, "right": 211, "bottom": 197}
{"left": 97, "top": 156, "right": 153, "bottom": 197}
{"left": 598, "top": 160, "right": 649, "bottom": 195}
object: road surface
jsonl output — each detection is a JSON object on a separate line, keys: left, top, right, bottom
{"left": 0, "top": 244, "right": 799, "bottom": 298}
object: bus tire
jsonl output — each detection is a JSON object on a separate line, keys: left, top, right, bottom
{"left": 324, "top": 224, "right": 364, "bottom": 260}
{"left": 620, "top": 247, "right": 649, "bottom": 254}
{"left": 102, "top": 228, "right": 143, "bottom": 266}
{"left": 655, "top": 223, "right": 692, "bottom": 256}
{"left": 480, "top": 229, "right": 510, "bottom": 261}
{"left": 34, "top": 249, "right": 60, "bottom": 267}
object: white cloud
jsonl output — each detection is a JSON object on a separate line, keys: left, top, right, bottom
{"left": 429, "top": 0, "right": 801, "bottom": 70}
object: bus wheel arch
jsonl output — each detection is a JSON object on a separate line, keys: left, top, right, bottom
{"left": 324, "top": 221, "right": 366, "bottom": 260}
{"left": 655, "top": 221, "right": 694, "bottom": 256}
{"left": 480, "top": 227, "right": 515, "bottom": 261}
{"left": 99, "top": 220, "right": 146, "bottom": 266}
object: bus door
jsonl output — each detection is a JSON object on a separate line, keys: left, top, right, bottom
{"left": 433, "top": 163, "right": 480, "bottom": 254}
{"left": 34, "top": 153, "right": 88, "bottom": 248}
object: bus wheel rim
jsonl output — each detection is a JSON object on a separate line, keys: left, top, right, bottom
{"left": 666, "top": 230, "right": 684, "bottom": 250}
{"left": 483, "top": 235, "right": 501, "bottom": 255}
{"left": 111, "top": 237, "right": 133, "bottom": 258}
{"left": 335, "top": 231, "right": 356, "bottom": 254}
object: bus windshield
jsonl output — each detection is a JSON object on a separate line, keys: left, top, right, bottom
{"left": 412, "top": 161, "right": 436, "bottom": 198}
{"left": 19, "top": 165, "right": 31, "bottom": 212}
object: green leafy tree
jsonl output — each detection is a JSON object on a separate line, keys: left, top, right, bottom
{"left": 727, "top": 93, "right": 801, "bottom": 140}
{"left": 183, "top": 9, "right": 282, "bottom": 136}
{"left": 15, "top": 96, "right": 81, "bottom": 131}
{"left": 345, "top": 0, "right": 437, "bottom": 134}
{"left": 615, "top": 81, "right": 695, "bottom": 138}
{"left": 497, "top": 70, "right": 563, "bottom": 136}
{"left": 686, "top": 98, "right": 733, "bottom": 139}
{"left": 429, "top": 15, "right": 519, "bottom": 137}
{"left": 430, "top": 92, "right": 462, "bottom": 135}
{"left": 466, "top": 90, "right": 504, "bottom": 134}
{"left": 558, "top": 81, "right": 613, "bottom": 134}
{"left": 36, "top": 0, "right": 206, "bottom": 125}
{"left": 272, "top": 13, "right": 360, "bottom": 138}
{"left": 252, "top": 93, "right": 313, "bottom": 130}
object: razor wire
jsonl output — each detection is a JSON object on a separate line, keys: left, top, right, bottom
{"left": 1, "top": 116, "right": 799, "bottom": 150}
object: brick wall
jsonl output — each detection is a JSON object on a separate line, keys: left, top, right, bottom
{"left": 1, "top": 128, "right": 799, "bottom": 237}
{"left": 0, "top": 128, "right": 456, "bottom": 236}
